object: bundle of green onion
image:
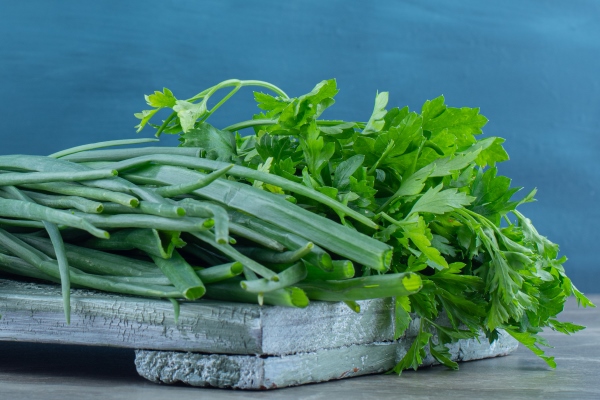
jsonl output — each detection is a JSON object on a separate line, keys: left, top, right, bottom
{"left": 0, "top": 142, "right": 420, "bottom": 322}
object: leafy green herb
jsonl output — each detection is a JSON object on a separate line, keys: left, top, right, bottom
{"left": 133, "top": 78, "right": 593, "bottom": 371}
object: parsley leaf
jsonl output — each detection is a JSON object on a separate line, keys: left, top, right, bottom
{"left": 179, "top": 122, "right": 236, "bottom": 162}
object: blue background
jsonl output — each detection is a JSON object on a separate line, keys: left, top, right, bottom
{"left": 1, "top": 1, "right": 598, "bottom": 292}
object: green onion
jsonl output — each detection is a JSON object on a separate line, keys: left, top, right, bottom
{"left": 236, "top": 242, "right": 314, "bottom": 264}
{"left": 153, "top": 164, "right": 233, "bottom": 197}
{"left": 0, "top": 169, "right": 117, "bottom": 185}
{"left": 60, "top": 146, "right": 201, "bottom": 162}
{"left": 205, "top": 279, "right": 309, "bottom": 308}
{"left": 0, "top": 198, "right": 108, "bottom": 239}
{"left": 240, "top": 262, "right": 307, "bottom": 294}
{"left": 103, "top": 154, "right": 378, "bottom": 229}
{"left": 102, "top": 201, "right": 185, "bottom": 218}
{"left": 49, "top": 138, "right": 160, "bottom": 159}
{"left": 20, "top": 191, "right": 104, "bottom": 214}
{"left": 122, "top": 164, "right": 392, "bottom": 271}
{"left": 151, "top": 250, "right": 205, "bottom": 300}
{"left": 297, "top": 273, "right": 423, "bottom": 301}
{"left": 23, "top": 182, "right": 139, "bottom": 207}
{"left": 17, "top": 235, "right": 158, "bottom": 276}
{"left": 83, "top": 228, "right": 185, "bottom": 259}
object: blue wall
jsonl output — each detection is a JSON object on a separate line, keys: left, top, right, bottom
{"left": 1, "top": 1, "right": 598, "bottom": 292}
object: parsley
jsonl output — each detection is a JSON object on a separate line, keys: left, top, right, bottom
{"left": 137, "top": 78, "right": 594, "bottom": 371}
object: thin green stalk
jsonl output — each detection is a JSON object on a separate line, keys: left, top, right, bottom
{"left": 0, "top": 252, "right": 61, "bottom": 283}
{"left": 236, "top": 242, "right": 314, "bottom": 264}
{"left": 189, "top": 230, "right": 278, "bottom": 279}
{"left": 73, "top": 212, "right": 213, "bottom": 232}
{"left": 177, "top": 199, "right": 230, "bottom": 244}
{"left": 21, "top": 191, "right": 104, "bottom": 214}
{"left": 84, "top": 228, "right": 184, "bottom": 259}
{"left": 49, "top": 138, "right": 159, "bottom": 158}
{"left": 344, "top": 300, "right": 361, "bottom": 313}
{"left": 23, "top": 182, "right": 139, "bottom": 207}
{"left": 223, "top": 119, "right": 277, "bottom": 132}
{"left": 0, "top": 155, "right": 174, "bottom": 211}
{"left": 240, "top": 79, "right": 289, "bottom": 99}
{"left": 121, "top": 164, "right": 390, "bottom": 271}
{"left": 169, "top": 298, "right": 180, "bottom": 323}
{"left": 240, "top": 262, "right": 307, "bottom": 294}
{"left": 0, "top": 228, "right": 182, "bottom": 298}
{"left": 195, "top": 262, "right": 244, "bottom": 284}
{"left": 197, "top": 84, "right": 242, "bottom": 123}
{"left": 102, "top": 201, "right": 185, "bottom": 218}
{"left": 0, "top": 218, "right": 45, "bottom": 229}
{"left": 98, "top": 274, "right": 170, "bottom": 286}
{"left": 154, "top": 165, "right": 233, "bottom": 197}
{"left": 44, "top": 221, "right": 71, "bottom": 323}
{"left": 228, "top": 210, "right": 332, "bottom": 271}
{"left": 0, "top": 198, "right": 108, "bottom": 239}
{"left": 17, "top": 235, "right": 158, "bottom": 276}
{"left": 222, "top": 118, "right": 360, "bottom": 133}
{"left": 368, "top": 139, "right": 395, "bottom": 175}
{"left": 0, "top": 169, "right": 117, "bottom": 186}
{"left": 178, "top": 242, "right": 228, "bottom": 266}
{"left": 95, "top": 154, "right": 377, "bottom": 229}
{"left": 228, "top": 222, "right": 285, "bottom": 252}
{"left": 61, "top": 147, "right": 201, "bottom": 163}
{"left": 3, "top": 186, "right": 72, "bottom": 323}
{"left": 155, "top": 112, "right": 177, "bottom": 137}
{"left": 132, "top": 201, "right": 186, "bottom": 218}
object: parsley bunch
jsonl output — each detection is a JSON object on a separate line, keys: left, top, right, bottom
{"left": 137, "top": 78, "right": 594, "bottom": 371}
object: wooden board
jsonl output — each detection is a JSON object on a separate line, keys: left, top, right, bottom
{"left": 135, "top": 330, "right": 518, "bottom": 389}
{"left": 0, "top": 278, "right": 518, "bottom": 389}
{"left": 0, "top": 278, "right": 394, "bottom": 355}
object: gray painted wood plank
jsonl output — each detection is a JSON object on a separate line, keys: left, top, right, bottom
{"left": 0, "top": 279, "right": 262, "bottom": 354}
{"left": 0, "top": 277, "right": 519, "bottom": 389}
{"left": 135, "top": 330, "right": 518, "bottom": 389}
{"left": 0, "top": 278, "right": 401, "bottom": 355}
{"left": 261, "top": 298, "right": 395, "bottom": 355}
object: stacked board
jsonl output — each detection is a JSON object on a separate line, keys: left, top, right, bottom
{"left": 0, "top": 278, "right": 518, "bottom": 389}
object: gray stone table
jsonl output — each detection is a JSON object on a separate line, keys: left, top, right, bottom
{"left": 0, "top": 292, "right": 598, "bottom": 399}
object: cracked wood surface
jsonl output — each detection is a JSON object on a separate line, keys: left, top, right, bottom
{"left": 0, "top": 278, "right": 394, "bottom": 355}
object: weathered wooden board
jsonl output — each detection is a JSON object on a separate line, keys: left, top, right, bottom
{"left": 0, "top": 278, "right": 394, "bottom": 355}
{"left": 0, "top": 277, "right": 519, "bottom": 389}
{"left": 135, "top": 330, "right": 518, "bottom": 389}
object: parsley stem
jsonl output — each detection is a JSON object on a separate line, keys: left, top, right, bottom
{"left": 223, "top": 119, "right": 365, "bottom": 133}
{"left": 197, "top": 81, "right": 244, "bottom": 124}
{"left": 368, "top": 139, "right": 395, "bottom": 175}
{"left": 223, "top": 119, "right": 277, "bottom": 132}
{"left": 240, "top": 80, "right": 289, "bottom": 99}
{"left": 154, "top": 112, "right": 177, "bottom": 137}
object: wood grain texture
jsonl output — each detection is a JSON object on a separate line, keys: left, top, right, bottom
{"left": 0, "top": 278, "right": 398, "bottom": 355}
{"left": 0, "top": 279, "right": 262, "bottom": 354}
{"left": 0, "top": 277, "right": 518, "bottom": 389}
{"left": 134, "top": 331, "right": 518, "bottom": 389}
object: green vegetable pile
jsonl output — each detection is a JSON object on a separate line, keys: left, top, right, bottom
{"left": 0, "top": 79, "right": 593, "bottom": 373}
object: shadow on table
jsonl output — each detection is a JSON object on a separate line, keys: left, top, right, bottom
{"left": 0, "top": 341, "right": 139, "bottom": 382}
